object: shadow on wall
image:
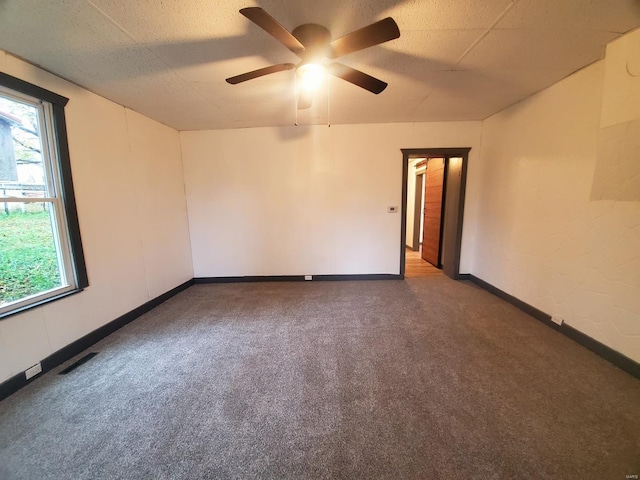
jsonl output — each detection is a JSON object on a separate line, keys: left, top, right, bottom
{"left": 591, "top": 119, "right": 640, "bottom": 201}
{"left": 591, "top": 30, "right": 640, "bottom": 202}
{"left": 277, "top": 124, "right": 312, "bottom": 141}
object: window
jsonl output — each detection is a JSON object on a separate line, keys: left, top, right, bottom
{"left": 0, "top": 72, "right": 87, "bottom": 319}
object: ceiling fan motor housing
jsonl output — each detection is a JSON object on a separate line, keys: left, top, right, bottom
{"left": 292, "top": 24, "right": 332, "bottom": 63}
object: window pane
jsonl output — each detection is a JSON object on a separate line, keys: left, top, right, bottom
{"left": 0, "top": 202, "right": 63, "bottom": 307}
{"left": 0, "top": 95, "right": 46, "bottom": 199}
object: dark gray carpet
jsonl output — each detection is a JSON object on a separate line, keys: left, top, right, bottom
{"left": 1, "top": 278, "right": 639, "bottom": 479}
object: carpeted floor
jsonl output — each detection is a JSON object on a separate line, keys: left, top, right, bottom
{"left": 1, "top": 278, "right": 639, "bottom": 479}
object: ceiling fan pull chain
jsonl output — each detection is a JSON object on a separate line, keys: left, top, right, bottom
{"left": 294, "top": 70, "right": 299, "bottom": 127}
{"left": 327, "top": 74, "right": 331, "bottom": 128}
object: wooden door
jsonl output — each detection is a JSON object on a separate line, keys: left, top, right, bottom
{"left": 442, "top": 157, "right": 464, "bottom": 278}
{"left": 421, "top": 158, "right": 445, "bottom": 266}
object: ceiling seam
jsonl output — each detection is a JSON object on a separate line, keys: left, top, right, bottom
{"left": 86, "top": 1, "right": 179, "bottom": 75}
{"left": 411, "top": 94, "right": 432, "bottom": 112}
{"left": 453, "top": 0, "right": 520, "bottom": 66}
{"left": 86, "top": 0, "right": 216, "bottom": 107}
{"left": 86, "top": 1, "right": 139, "bottom": 44}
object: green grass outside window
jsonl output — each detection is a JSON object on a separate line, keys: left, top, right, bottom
{"left": 0, "top": 209, "right": 61, "bottom": 306}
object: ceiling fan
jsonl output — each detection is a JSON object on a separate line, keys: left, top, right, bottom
{"left": 225, "top": 7, "right": 400, "bottom": 109}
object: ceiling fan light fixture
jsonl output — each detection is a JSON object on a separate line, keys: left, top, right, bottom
{"left": 297, "top": 63, "right": 325, "bottom": 92}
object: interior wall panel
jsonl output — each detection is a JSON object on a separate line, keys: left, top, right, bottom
{"left": 181, "top": 122, "right": 482, "bottom": 278}
{"left": 475, "top": 30, "right": 640, "bottom": 363}
{"left": 0, "top": 52, "right": 193, "bottom": 383}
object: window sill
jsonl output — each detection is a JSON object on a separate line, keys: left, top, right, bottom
{"left": 0, "top": 287, "right": 85, "bottom": 321}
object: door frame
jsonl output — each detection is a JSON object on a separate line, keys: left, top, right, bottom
{"left": 411, "top": 171, "right": 424, "bottom": 251}
{"left": 400, "top": 148, "right": 471, "bottom": 279}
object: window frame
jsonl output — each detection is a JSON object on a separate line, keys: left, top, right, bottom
{"left": 0, "top": 72, "right": 88, "bottom": 320}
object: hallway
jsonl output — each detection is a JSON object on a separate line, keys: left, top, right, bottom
{"left": 404, "top": 247, "right": 442, "bottom": 278}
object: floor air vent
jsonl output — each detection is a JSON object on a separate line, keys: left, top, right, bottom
{"left": 59, "top": 352, "right": 98, "bottom": 374}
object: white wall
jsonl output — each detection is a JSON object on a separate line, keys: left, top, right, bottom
{"left": 181, "top": 122, "right": 482, "bottom": 278}
{"left": 0, "top": 52, "right": 193, "bottom": 383}
{"left": 474, "top": 29, "right": 640, "bottom": 363}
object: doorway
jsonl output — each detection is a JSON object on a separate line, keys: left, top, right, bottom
{"left": 400, "top": 148, "right": 470, "bottom": 279}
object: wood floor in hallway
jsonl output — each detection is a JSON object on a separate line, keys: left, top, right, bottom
{"left": 404, "top": 247, "right": 443, "bottom": 278}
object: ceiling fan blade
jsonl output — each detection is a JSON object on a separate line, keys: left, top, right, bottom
{"left": 226, "top": 63, "right": 295, "bottom": 84}
{"left": 240, "top": 7, "right": 305, "bottom": 56}
{"left": 327, "top": 63, "right": 388, "bottom": 94}
{"left": 297, "top": 90, "right": 313, "bottom": 110}
{"left": 328, "top": 17, "right": 400, "bottom": 59}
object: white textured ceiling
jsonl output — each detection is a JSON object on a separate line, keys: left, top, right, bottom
{"left": 0, "top": 0, "right": 639, "bottom": 130}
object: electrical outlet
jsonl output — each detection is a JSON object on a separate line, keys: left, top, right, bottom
{"left": 551, "top": 315, "right": 564, "bottom": 326}
{"left": 25, "top": 362, "right": 42, "bottom": 380}
{"left": 387, "top": 206, "right": 398, "bottom": 213}
{"left": 304, "top": 275, "right": 312, "bottom": 281}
